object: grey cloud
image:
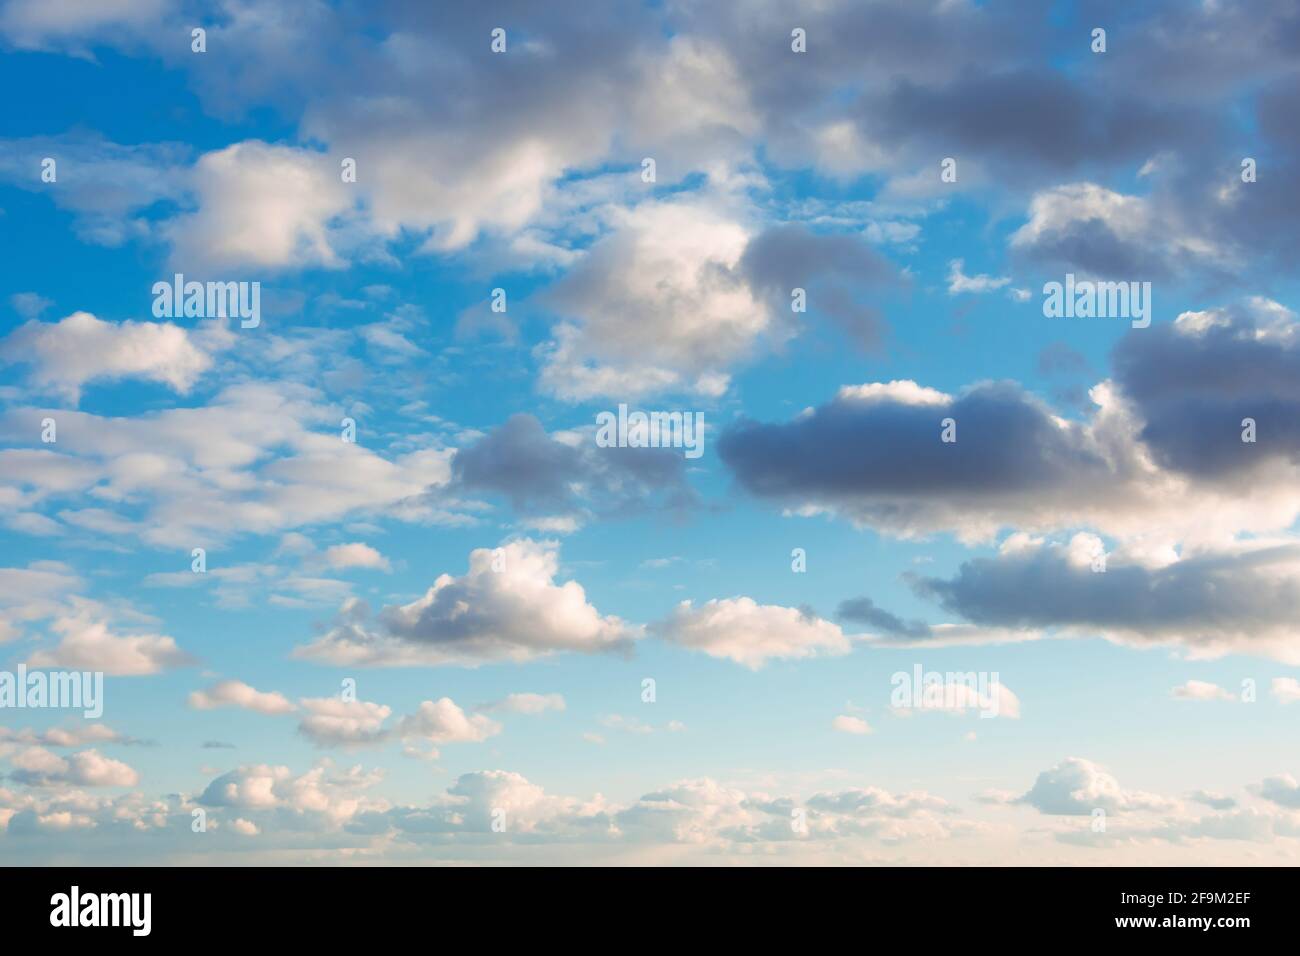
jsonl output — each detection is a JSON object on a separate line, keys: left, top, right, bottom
{"left": 450, "top": 413, "right": 699, "bottom": 520}
{"left": 1252, "top": 774, "right": 1300, "bottom": 809}
{"left": 909, "top": 538, "right": 1300, "bottom": 659}
{"left": 1112, "top": 304, "right": 1300, "bottom": 477}
{"left": 739, "top": 224, "right": 898, "bottom": 351}
{"left": 871, "top": 68, "right": 1205, "bottom": 173}
{"left": 717, "top": 380, "right": 1117, "bottom": 536}
{"left": 1189, "top": 789, "right": 1237, "bottom": 811}
{"left": 835, "top": 596, "right": 929, "bottom": 639}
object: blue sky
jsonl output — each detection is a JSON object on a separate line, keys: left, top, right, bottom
{"left": 3, "top": 0, "right": 1300, "bottom": 864}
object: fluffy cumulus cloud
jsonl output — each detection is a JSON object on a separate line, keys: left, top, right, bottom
{"left": 23, "top": 599, "right": 192, "bottom": 676}
{"left": 196, "top": 762, "right": 387, "bottom": 827}
{"left": 295, "top": 539, "right": 640, "bottom": 667}
{"left": 395, "top": 698, "right": 500, "bottom": 747}
{"left": 537, "top": 200, "right": 770, "bottom": 401}
{"left": 9, "top": 747, "right": 139, "bottom": 788}
{"left": 972, "top": 758, "right": 1300, "bottom": 851}
{"left": 296, "top": 698, "right": 393, "bottom": 748}
{"left": 0, "top": 762, "right": 965, "bottom": 857}
{"left": 166, "top": 141, "right": 359, "bottom": 272}
{"left": 359, "top": 770, "right": 965, "bottom": 849}
{"left": 11, "top": 752, "right": 1300, "bottom": 862}
{"left": 1014, "top": 758, "right": 1176, "bottom": 816}
{"left": 652, "top": 597, "right": 852, "bottom": 669}
{"left": 0, "top": 312, "right": 214, "bottom": 403}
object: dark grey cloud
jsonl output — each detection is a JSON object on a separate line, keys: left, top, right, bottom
{"left": 835, "top": 596, "right": 929, "bottom": 639}
{"left": 720, "top": 382, "right": 1099, "bottom": 497}
{"left": 717, "top": 380, "right": 1119, "bottom": 535}
{"left": 1097, "top": 0, "right": 1300, "bottom": 102}
{"left": 669, "top": 0, "right": 1047, "bottom": 161}
{"left": 1008, "top": 66, "right": 1300, "bottom": 282}
{"left": 450, "top": 413, "right": 698, "bottom": 520}
{"left": 1011, "top": 209, "right": 1188, "bottom": 281}
{"left": 908, "top": 538, "right": 1300, "bottom": 658}
{"left": 1112, "top": 304, "right": 1300, "bottom": 477}
{"left": 1213, "top": 74, "right": 1300, "bottom": 265}
{"left": 870, "top": 68, "right": 1206, "bottom": 173}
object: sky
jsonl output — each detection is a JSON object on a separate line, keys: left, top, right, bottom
{"left": 3, "top": 0, "right": 1300, "bottom": 865}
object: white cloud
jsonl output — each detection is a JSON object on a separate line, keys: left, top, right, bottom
{"left": 0, "top": 723, "right": 133, "bottom": 748}
{"left": 1012, "top": 184, "right": 1153, "bottom": 251}
{"left": 25, "top": 601, "right": 192, "bottom": 676}
{"left": 653, "top": 597, "right": 852, "bottom": 669}
{"left": 296, "top": 698, "right": 392, "bottom": 748}
{"left": 165, "top": 141, "right": 357, "bottom": 271}
{"left": 891, "top": 678, "right": 1022, "bottom": 719}
{"left": 1, "top": 312, "right": 212, "bottom": 403}
{"left": 0, "top": 561, "right": 81, "bottom": 643}
{"left": 321, "top": 542, "right": 390, "bottom": 571}
{"left": 9, "top": 292, "right": 52, "bottom": 320}
{"left": 1171, "top": 680, "right": 1235, "bottom": 701}
{"left": 946, "top": 258, "right": 1010, "bottom": 295}
{"left": 396, "top": 698, "right": 500, "bottom": 745}
{"left": 295, "top": 539, "right": 640, "bottom": 667}
{"left": 188, "top": 679, "right": 296, "bottom": 715}
{"left": 0, "top": 381, "right": 455, "bottom": 547}
{"left": 1272, "top": 677, "right": 1300, "bottom": 704}
{"left": 1017, "top": 757, "right": 1176, "bottom": 815}
{"left": 197, "top": 761, "right": 388, "bottom": 827}
{"left": 537, "top": 200, "right": 772, "bottom": 401}
{"left": 11, "top": 747, "right": 138, "bottom": 787}
{"left": 832, "top": 715, "right": 872, "bottom": 735}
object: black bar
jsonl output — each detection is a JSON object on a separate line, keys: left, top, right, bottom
{"left": 0, "top": 866, "right": 1283, "bottom": 942}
